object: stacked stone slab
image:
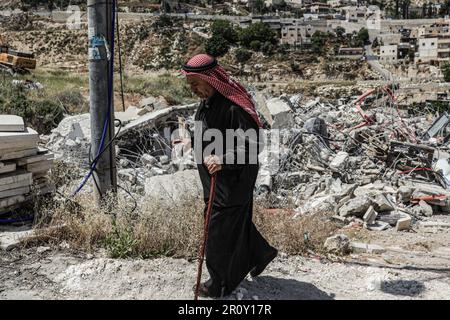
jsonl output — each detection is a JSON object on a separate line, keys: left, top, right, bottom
{"left": 0, "top": 115, "right": 54, "bottom": 213}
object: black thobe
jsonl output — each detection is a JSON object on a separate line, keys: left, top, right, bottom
{"left": 194, "top": 91, "right": 277, "bottom": 297}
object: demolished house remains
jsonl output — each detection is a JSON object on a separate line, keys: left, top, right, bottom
{"left": 38, "top": 83, "right": 450, "bottom": 234}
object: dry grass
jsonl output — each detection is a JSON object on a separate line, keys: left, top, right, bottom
{"left": 28, "top": 161, "right": 340, "bottom": 258}
{"left": 254, "top": 203, "right": 340, "bottom": 255}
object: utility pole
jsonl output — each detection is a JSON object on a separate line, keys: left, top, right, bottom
{"left": 87, "top": 0, "right": 117, "bottom": 204}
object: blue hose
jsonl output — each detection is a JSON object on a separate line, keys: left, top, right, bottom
{"left": 0, "top": 216, "right": 34, "bottom": 224}
{"left": 73, "top": 0, "right": 116, "bottom": 196}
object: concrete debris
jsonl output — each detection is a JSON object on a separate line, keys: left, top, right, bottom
{"left": 371, "top": 194, "right": 395, "bottom": 212}
{"left": 329, "top": 151, "right": 349, "bottom": 172}
{"left": 395, "top": 214, "right": 412, "bottom": 232}
{"left": 144, "top": 170, "right": 202, "bottom": 204}
{"left": 0, "top": 228, "right": 35, "bottom": 251}
{"left": 338, "top": 196, "right": 372, "bottom": 217}
{"left": 350, "top": 242, "right": 386, "bottom": 254}
{"left": 363, "top": 206, "right": 378, "bottom": 225}
{"left": 12, "top": 79, "right": 43, "bottom": 90}
{"left": 417, "top": 200, "right": 434, "bottom": 217}
{"left": 365, "top": 221, "right": 390, "bottom": 231}
{"left": 0, "top": 115, "right": 54, "bottom": 214}
{"left": 41, "top": 86, "right": 450, "bottom": 235}
{"left": 324, "top": 234, "right": 350, "bottom": 255}
{"left": 263, "top": 97, "right": 294, "bottom": 129}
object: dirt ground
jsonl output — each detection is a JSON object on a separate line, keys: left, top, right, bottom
{"left": 1, "top": 215, "right": 449, "bottom": 300}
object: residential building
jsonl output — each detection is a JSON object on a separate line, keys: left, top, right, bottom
{"left": 281, "top": 24, "right": 314, "bottom": 47}
{"left": 379, "top": 45, "right": 398, "bottom": 64}
{"left": 309, "top": 2, "right": 332, "bottom": 14}
{"left": 416, "top": 38, "right": 438, "bottom": 64}
{"left": 337, "top": 47, "right": 364, "bottom": 59}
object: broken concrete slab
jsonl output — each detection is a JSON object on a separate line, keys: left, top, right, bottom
{"left": 0, "top": 228, "right": 35, "bottom": 251}
{"left": 118, "top": 104, "right": 197, "bottom": 138}
{"left": 377, "top": 212, "right": 403, "bottom": 226}
{"left": 371, "top": 193, "right": 395, "bottom": 212}
{"left": 264, "top": 98, "right": 294, "bottom": 129}
{"left": 294, "top": 195, "right": 336, "bottom": 217}
{"left": 350, "top": 242, "right": 386, "bottom": 254}
{"left": 363, "top": 205, "right": 378, "bottom": 225}
{"left": 144, "top": 169, "right": 202, "bottom": 204}
{"left": 0, "top": 115, "right": 25, "bottom": 132}
{"left": 365, "top": 221, "right": 390, "bottom": 231}
{"left": 115, "top": 106, "right": 141, "bottom": 124}
{"left": 338, "top": 196, "right": 372, "bottom": 217}
{"left": 395, "top": 214, "right": 412, "bottom": 231}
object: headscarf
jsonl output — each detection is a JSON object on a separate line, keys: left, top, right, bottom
{"left": 181, "top": 54, "right": 262, "bottom": 128}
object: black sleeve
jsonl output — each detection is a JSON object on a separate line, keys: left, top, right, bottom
{"left": 221, "top": 104, "right": 260, "bottom": 170}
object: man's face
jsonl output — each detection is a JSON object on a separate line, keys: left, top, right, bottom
{"left": 187, "top": 76, "right": 216, "bottom": 99}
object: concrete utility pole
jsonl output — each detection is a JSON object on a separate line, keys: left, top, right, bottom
{"left": 87, "top": 0, "right": 117, "bottom": 204}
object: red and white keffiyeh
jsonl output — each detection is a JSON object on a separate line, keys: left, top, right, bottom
{"left": 181, "top": 54, "right": 262, "bottom": 128}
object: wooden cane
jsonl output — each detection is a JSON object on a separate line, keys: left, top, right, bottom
{"left": 194, "top": 172, "right": 217, "bottom": 300}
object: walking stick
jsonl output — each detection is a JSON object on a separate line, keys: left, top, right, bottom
{"left": 194, "top": 172, "right": 217, "bottom": 300}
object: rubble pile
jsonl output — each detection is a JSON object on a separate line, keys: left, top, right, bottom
{"left": 46, "top": 85, "right": 450, "bottom": 230}
{"left": 0, "top": 115, "right": 54, "bottom": 214}
{"left": 258, "top": 84, "right": 450, "bottom": 232}
{"left": 46, "top": 100, "right": 198, "bottom": 197}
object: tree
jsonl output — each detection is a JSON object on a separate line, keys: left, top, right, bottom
{"left": 311, "top": 31, "right": 328, "bottom": 54}
{"left": 356, "top": 28, "right": 369, "bottom": 46}
{"left": 335, "top": 26, "right": 346, "bottom": 39}
{"left": 211, "top": 20, "right": 239, "bottom": 44}
{"left": 261, "top": 41, "right": 275, "bottom": 55}
{"left": 205, "top": 35, "right": 230, "bottom": 57}
{"left": 441, "top": 62, "right": 450, "bottom": 82}
{"left": 238, "top": 22, "right": 278, "bottom": 48}
{"left": 250, "top": 0, "right": 266, "bottom": 14}
{"left": 235, "top": 48, "right": 252, "bottom": 64}
{"left": 250, "top": 40, "right": 261, "bottom": 51}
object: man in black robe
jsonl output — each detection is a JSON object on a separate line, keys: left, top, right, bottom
{"left": 181, "top": 54, "right": 278, "bottom": 298}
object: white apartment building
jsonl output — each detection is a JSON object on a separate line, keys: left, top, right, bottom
{"left": 379, "top": 45, "right": 398, "bottom": 64}
{"left": 281, "top": 24, "right": 314, "bottom": 46}
{"left": 416, "top": 38, "right": 438, "bottom": 64}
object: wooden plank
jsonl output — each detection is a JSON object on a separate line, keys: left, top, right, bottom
{"left": 0, "top": 178, "right": 32, "bottom": 192}
{"left": 0, "top": 194, "right": 27, "bottom": 210}
{"left": 25, "top": 159, "right": 53, "bottom": 173}
{"left": 0, "top": 162, "right": 16, "bottom": 175}
{"left": 17, "top": 153, "right": 54, "bottom": 166}
{"left": 0, "top": 148, "right": 38, "bottom": 161}
{"left": 0, "top": 170, "right": 33, "bottom": 187}
{"left": 0, "top": 186, "right": 30, "bottom": 200}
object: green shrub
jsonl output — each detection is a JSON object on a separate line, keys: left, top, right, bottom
{"left": 205, "top": 34, "right": 230, "bottom": 57}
